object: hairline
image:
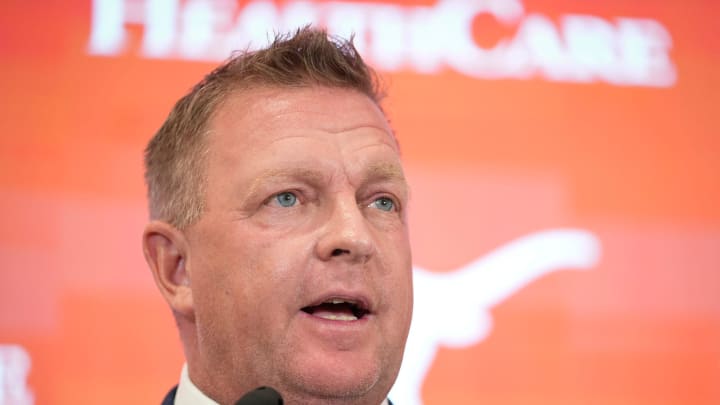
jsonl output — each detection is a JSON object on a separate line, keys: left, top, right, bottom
{"left": 145, "top": 28, "right": 390, "bottom": 230}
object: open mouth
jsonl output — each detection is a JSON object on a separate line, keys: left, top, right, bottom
{"left": 301, "top": 298, "right": 369, "bottom": 321}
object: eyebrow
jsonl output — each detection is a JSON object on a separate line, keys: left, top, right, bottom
{"left": 364, "top": 162, "right": 407, "bottom": 184}
{"left": 359, "top": 162, "right": 410, "bottom": 203}
{"left": 243, "top": 167, "right": 326, "bottom": 200}
{"left": 242, "top": 163, "right": 409, "bottom": 202}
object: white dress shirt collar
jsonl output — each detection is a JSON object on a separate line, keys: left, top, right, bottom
{"left": 175, "top": 363, "right": 219, "bottom": 405}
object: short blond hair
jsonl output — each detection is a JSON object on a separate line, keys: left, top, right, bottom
{"left": 144, "top": 26, "right": 385, "bottom": 229}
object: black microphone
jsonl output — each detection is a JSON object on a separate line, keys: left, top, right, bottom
{"left": 234, "top": 386, "right": 283, "bottom": 405}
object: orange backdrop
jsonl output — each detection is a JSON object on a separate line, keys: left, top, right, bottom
{"left": 1, "top": 1, "right": 718, "bottom": 404}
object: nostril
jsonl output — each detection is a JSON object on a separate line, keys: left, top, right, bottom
{"left": 331, "top": 248, "right": 350, "bottom": 256}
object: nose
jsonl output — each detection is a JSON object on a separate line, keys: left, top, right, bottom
{"left": 315, "top": 195, "right": 376, "bottom": 263}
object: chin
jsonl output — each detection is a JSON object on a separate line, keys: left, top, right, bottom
{"left": 279, "top": 351, "right": 390, "bottom": 403}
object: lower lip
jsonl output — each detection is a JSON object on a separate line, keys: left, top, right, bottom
{"left": 296, "top": 312, "right": 375, "bottom": 350}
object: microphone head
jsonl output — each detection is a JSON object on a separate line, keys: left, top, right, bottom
{"left": 234, "top": 386, "right": 283, "bottom": 405}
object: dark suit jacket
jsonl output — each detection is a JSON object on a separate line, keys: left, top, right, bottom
{"left": 161, "top": 385, "right": 394, "bottom": 404}
{"left": 161, "top": 386, "right": 177, "bottom": 405}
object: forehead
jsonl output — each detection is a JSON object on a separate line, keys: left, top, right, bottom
{"left": 209, "top": 85, "right": 396, "bottom": 149}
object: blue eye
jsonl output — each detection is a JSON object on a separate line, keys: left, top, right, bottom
{"left": 371, "top": 197, "right": 395, "bottom": 212}
{"left": 275, "top": 192, "right": 297, "bottom": 207}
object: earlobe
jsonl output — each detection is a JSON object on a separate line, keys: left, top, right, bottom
{"left": 142, "top": 221, "right": 194, "bottom": 320}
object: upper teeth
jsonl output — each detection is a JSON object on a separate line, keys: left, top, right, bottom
{"left": 328, "top": 299, "right": 352, "bottom": 305}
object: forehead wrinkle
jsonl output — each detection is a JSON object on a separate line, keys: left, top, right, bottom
{"left": 322, "top": 123, "right": 391, "bottom": 136}
{"left": 248, "top": 98, "right": 392, "bottom": 137}
{"left": 252, "top": 126, "right": 397, "bottom": 157}
{"left": 260, "top": 120, "right": 392, "bottom": 139}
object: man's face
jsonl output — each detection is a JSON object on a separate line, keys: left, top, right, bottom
{"left": 183, "top": 86, "right": 413, "bottom": 404}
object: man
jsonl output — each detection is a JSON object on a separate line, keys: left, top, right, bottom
{"left": 142, "top": 27, "right": 413, "bottom": 405}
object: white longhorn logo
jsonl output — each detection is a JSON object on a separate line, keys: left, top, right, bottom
{"left": 390, "top": 229, "right": 602, "bottom": 405}
{"left": 0, "top": 344, "right": 34, "bottom": 405}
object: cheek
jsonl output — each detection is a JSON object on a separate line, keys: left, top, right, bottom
{"left": 233, "top": 233, "right": 316, "bottom": 321}
{"left": 379, "top": 227, "right": 412, "bottom": 274}
{"left": 377, "top": 230, "right": 413, "bottom": 316}
{"left": 190, "top": 239, "right": 290, "bottom": 361}
{"left": 189, "top": 231, "right": 261, "bottom": 325}
{"left": 254, "top": 233, "right": 313, "bottom": 278}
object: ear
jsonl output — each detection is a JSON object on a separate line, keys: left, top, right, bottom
{"left": 142, "top": 220, "right": 194, "bottom": 320}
